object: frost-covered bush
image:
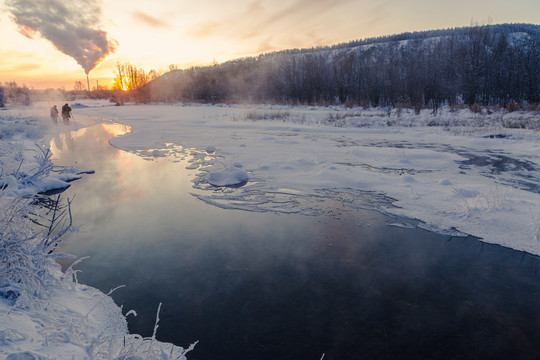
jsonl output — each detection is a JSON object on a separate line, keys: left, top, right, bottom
{"left": 89, "top": 332, "right": 198, "bottom": 359}
{"left": 2, "top": 82, "right": 30, "bottom": 106}
{"left": 0, "top": 197, "right": 72, "bottom": 305}
{"left": 0, "top": 197, "right": 69, "bottom": 302}
{"left": 1, "top": 146, "right": 56, "bottom": 197}
{"left": 0, "top": 145, "right": 73, "bottom": 303}
{"left": 0, "top": 113, "right": 44, "bottom": 141}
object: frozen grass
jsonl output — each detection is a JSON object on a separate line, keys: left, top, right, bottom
{"left": 0, "top": 166, "right": 73, "bottom": 304}
{"left": 244, "top": 110, "right": 290, "bottom": 121}
{"left": 456, "top": 183, "right": 511, "bottom": 218}
{"left": 0, "top": 112, "right": 45, "bottom": 140}
{"left": 232, "top": 105, "right": 539, "bottom": 132}
{"left": 87, "top": 302, "right": 197, "bottom": 359}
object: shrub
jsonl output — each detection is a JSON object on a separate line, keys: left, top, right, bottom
{"left": 527, "top": 103, "right": 538, "bottom": 112}
{"left": 470, "top": 103, "right": 482, "bottom": 113}
{"left": 0, "top": 147, "right": 73, "bottom": 302}
{"left": 506, "top": 102, "right": 521, "bottom": 112}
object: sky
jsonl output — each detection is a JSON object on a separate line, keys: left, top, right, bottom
{"left": 1, "top": 0, "right": 539, "bottom": 90}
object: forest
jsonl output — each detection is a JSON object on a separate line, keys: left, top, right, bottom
{"left": 2, "top": 24, "right": 537, "bottom": 110}
{"left": 143, "top": 23, "right": 539, "bottom": 110}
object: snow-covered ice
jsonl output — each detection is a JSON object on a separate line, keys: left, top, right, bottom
{"left": 68, "top": 101, "right": 540, "bottom": 256}
{"left": 207, "top": 165, "right": 248, "bottom": 187}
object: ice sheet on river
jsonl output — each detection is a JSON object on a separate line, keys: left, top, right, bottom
{"left": 77, "top": 103, "right": 540, "bottom": 255}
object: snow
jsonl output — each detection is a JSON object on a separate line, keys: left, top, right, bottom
{"left": 0, "top": 283, "right": 128, "bottom": 359}
{"left": 1, "top": 100, "right": 539, "bottom": 358}
{"left": 77, "top": 102, "right": 540, "bottom": 255}
{"left": 207, "top": 165, "right": 248, "bottom": 187}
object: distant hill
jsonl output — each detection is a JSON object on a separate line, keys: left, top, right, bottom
{"left": 294, "top": 23, "right": 538, "bottom": 51}
{"left": 146, "top": 23, "right": 539, "bottom": 108}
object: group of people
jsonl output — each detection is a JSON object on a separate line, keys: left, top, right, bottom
{"left": 50, "top": 103, "right": 72, "bottom": 124}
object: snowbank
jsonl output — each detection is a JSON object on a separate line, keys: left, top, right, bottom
{"left": 0, "top": 283, "right": 128, "bottom": 359}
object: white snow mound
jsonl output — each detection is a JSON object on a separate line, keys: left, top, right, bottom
{"left": 207, "top": 167, "right": 248, "bottom": 187}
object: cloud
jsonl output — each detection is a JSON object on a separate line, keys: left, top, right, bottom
{"left": 0, "top": 60, "right": 41, "bottom": 73}
{"left": 190, "top": 20, "right": 222, "bottom": 38}
{"left": 5, "top": 0, "right": 117, "bottom": 74}
{"left": 189, "top": 0, "right": 357, "bottom": 42}
{"left": 132, "top": 11, "right": 171, "bottom": 29}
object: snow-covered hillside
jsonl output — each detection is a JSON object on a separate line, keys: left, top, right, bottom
{"left": 147, "top": 23, "right": 540, "bottom": 108}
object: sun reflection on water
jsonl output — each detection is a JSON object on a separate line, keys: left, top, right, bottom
{"left": 101, "top": 123, "right": 131, "bottom": 137}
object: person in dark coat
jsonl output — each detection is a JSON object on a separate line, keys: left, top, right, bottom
{"left": 61, "top": 103, "right": 71, "bottom": 124}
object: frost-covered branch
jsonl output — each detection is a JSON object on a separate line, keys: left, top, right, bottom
{"left": 0, "top": 144, "right": 74, "bottom": 303}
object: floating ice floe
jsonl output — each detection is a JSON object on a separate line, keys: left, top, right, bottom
{"left": 207, "top": 167, "right": 248, "bottom": 187}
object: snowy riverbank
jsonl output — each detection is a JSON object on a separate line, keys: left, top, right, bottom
{"left": 0, "top": 104, "right": 196, "bottom": 359}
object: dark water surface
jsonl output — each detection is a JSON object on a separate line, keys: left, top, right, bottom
{"left": 52, "top": 124, "right": 540, "bottom": 360}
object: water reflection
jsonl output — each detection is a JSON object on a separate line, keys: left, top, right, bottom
{"left": 52, "top": 123, "right": 540, "bottom": 360}
{"left": 102, "top": 123, "right": 131, "bottom": 137}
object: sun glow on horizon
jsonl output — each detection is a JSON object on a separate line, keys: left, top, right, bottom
{"left": 1, "top": 0, "right": 539, "bottom": 90}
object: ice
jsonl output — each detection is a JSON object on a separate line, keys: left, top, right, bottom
{"left": 91, "top": 102, "right": 540, "bottom": 256}
{"left": 207, "top": 167, "right": 249, "bottom": 187}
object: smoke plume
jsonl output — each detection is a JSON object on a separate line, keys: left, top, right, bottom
{"left": 6, "top": 0, "right": 118, "bottom": 74}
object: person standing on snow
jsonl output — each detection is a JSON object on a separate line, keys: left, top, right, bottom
{"left": 61, "top": 103, "right": 72, "bottom": 124}
{"left": 50, "top": 105, "right": 58, "bottom": 123}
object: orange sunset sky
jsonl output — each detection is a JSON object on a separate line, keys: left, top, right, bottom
{"left": 1, "top": 0, "right": 539, "bottom": 90}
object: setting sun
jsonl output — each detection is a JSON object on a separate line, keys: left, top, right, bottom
{"left": 1, "top": 0, "right": 539, "bottom": 90}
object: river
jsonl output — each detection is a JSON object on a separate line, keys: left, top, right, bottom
{"left": 51, "top": 122, "right": 540, "bottom": 360}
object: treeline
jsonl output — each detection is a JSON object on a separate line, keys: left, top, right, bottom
{"left": 0, "top": 82, "right": 31, "bottom": 107}
{"left": 0, "top": 82, "right": 118, "bottom": 107}
{"left": 143, "top": 24, "right": 539, "bottom": 109}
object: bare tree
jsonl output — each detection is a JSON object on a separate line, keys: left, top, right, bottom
{"left": 112, "top": 63, "right": 127, "bottom": 91}
{"left": 73, "top": 81, "right": 85, "bottom": 91}
{"left": 3, "top": 81, "right": 30, "bottom": 106}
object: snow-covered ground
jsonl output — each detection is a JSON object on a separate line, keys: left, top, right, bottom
{"left": 1, "top": 100, "right": 539, "bottom": 359}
